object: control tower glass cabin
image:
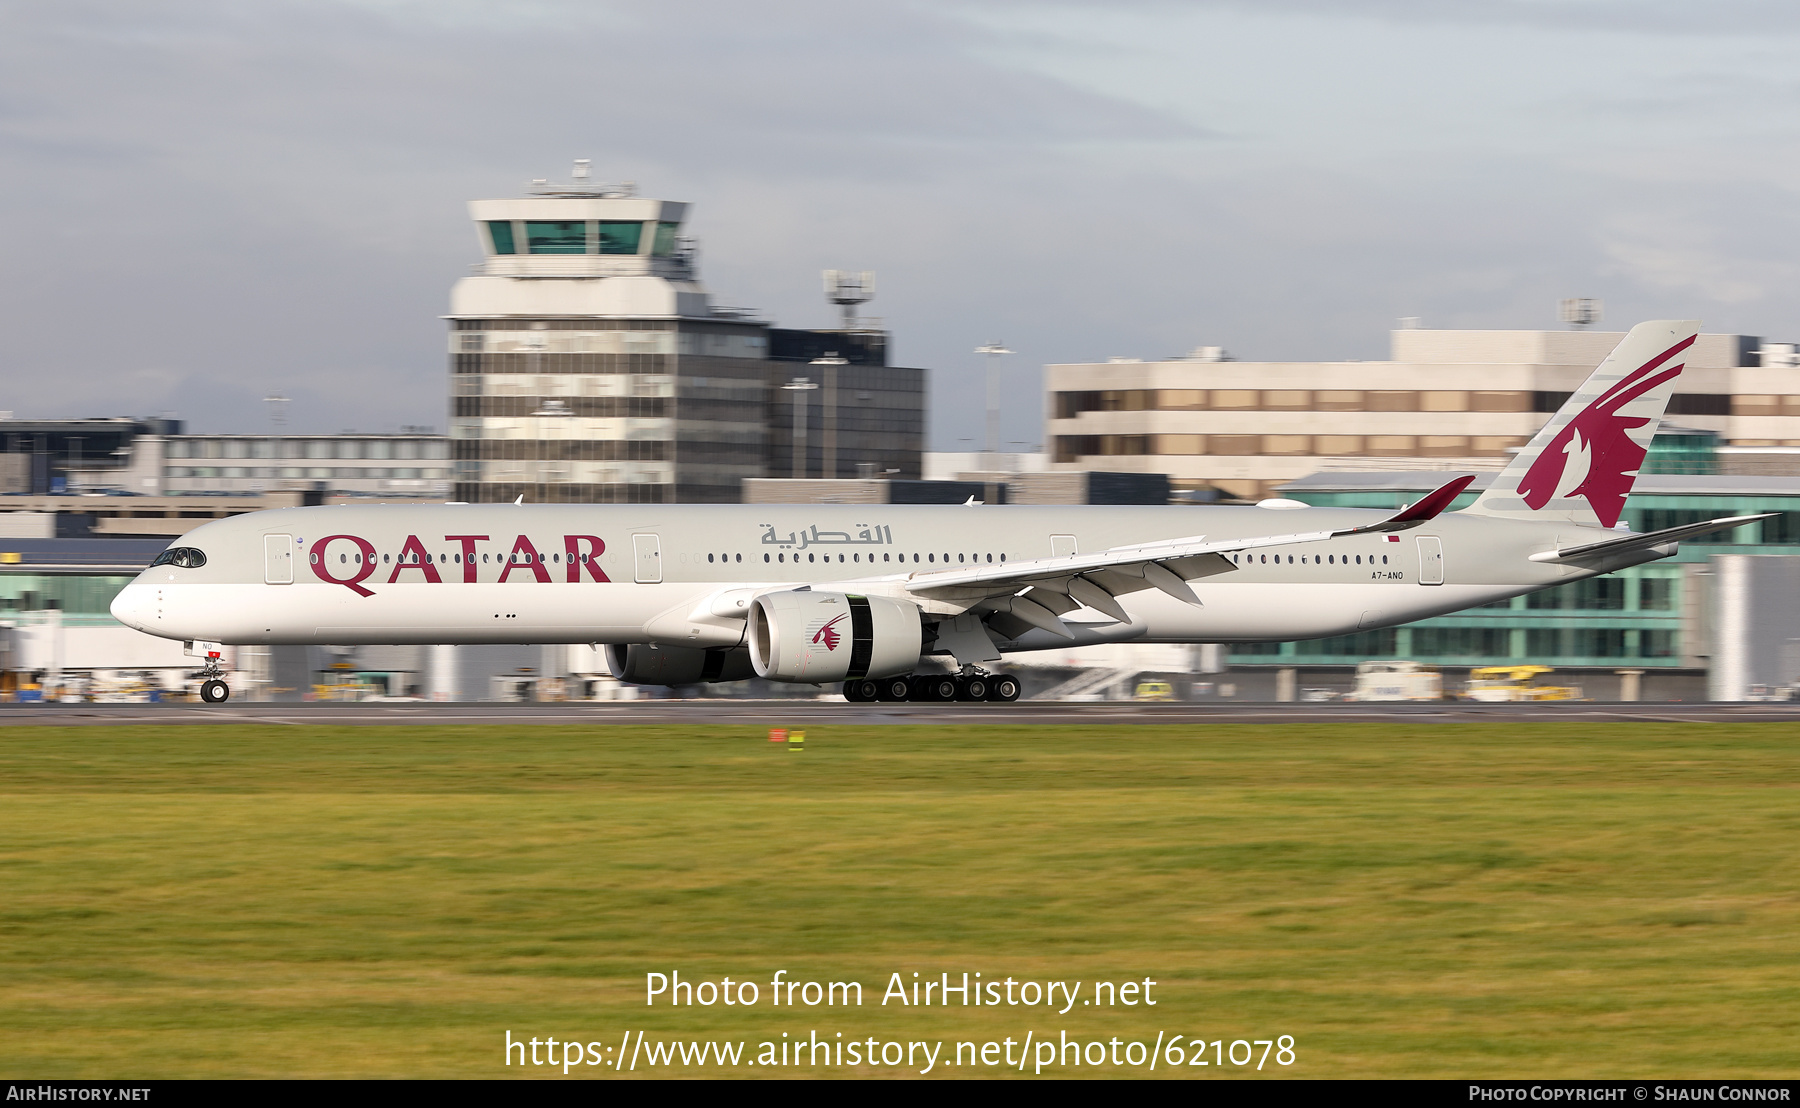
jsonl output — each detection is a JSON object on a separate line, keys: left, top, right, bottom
{"left": 448, "top": 184, "right": 770, "bottom": 504}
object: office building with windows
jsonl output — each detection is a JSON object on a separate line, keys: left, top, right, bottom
{"left": 1047, "top": 329, "right": 1799, "bottom": 500}
{"left": 448, "top": 174, "right": 924, "bottom": 504}
{"left": 0, "top": 417, "right": 448, "bottom": 499}
{"left": 157, "top": 433, "right": 450, "bottom": 496}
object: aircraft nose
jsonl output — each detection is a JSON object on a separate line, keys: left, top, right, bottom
{"left": 111, "top": 583, "right": 155, "bottom": 632}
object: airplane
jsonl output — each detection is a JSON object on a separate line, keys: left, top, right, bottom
{"left": 112, "top": 320, "right": 1768, "bottom": 705}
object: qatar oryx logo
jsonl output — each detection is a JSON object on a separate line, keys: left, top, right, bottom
{"left": 1517, "top": 334, "right": 1694, "bottom": 528}
{"left": 811, "top": 613, "right": 848, "bottom": 651}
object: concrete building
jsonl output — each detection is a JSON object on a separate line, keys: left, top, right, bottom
{"left": 0, "top": 417, "right": 182, "bottom": 494}
{"left": 447, "top": 171, "right": 925, "bottom": 504}
{"left": 1, "top": 417, "right": 450, "bottom": 499}
{"left": 1046, "top": 328, "right": 1796, "bottom": 500}
{"left": 156, "top": 432, "right": 450, "bottom": 497}
{"left": 1707, "top": 554, "right": 1800, "bottom": 700}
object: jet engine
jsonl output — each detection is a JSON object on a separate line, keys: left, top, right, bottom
{"left": 605, "top": 643, "right": 755, "bottom": 686}
{"left": 748, "top": 590, "right": 921, "bottom": 683}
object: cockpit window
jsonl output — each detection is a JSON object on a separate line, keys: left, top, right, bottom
{"left": 150, "top": 547, "right": 207, "bottom": 569}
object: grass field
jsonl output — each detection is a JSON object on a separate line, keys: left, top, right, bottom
{"left": 2, "top": 721, "right": 1798, "bottom": 1078}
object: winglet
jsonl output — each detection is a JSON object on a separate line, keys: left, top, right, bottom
{"left": 1336, "top": 474, "right": 1476, "bottom": 537}
{"left": 1385, "top": 474, "right": 1475, "bottom": 526}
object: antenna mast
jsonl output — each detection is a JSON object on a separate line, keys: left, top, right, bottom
{"left": 1559, "top": 298, "right": 1602, "bottom": 330}
{"left": 823, "top": 270, "right": 875, "bottom": 332}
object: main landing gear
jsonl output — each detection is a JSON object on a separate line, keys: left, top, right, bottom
{"left": 842, "top": 670, "right": 1021, "bottom": 704}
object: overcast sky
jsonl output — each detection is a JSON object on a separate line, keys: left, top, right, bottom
{"left": 3, "top": 0, "right": 1798, "bottom": 449}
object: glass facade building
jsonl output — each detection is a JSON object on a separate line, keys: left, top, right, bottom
{"left": 1243, "top": 454, "right": 1800, "bottom": 672}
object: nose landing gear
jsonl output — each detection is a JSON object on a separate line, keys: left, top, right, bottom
{"left": 196, "top": 654, "right": 231, "bottom": 704}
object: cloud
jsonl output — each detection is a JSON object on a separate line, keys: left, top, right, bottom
{"left": 988, "top": 0, "right": 1800, "bottom": 36}
{"left": 0, "top": 0, "right": 1794, "bottom": 457}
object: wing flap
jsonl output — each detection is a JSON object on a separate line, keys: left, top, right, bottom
{"left": 906, "top": 475, "right": 1475, "bottom": 612}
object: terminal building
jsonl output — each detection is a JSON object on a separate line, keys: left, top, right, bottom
{"left": 1225, "top": 453, "right": 1800, "bottom": 698}
{"left": 1, "top": 417, "right": 450, "bottom": 500}
{"left": 1047, "top": 328, "right": 1800, "bottom": 501}
{"left": 447, "top": 169, "right": 925, "bottom": 504}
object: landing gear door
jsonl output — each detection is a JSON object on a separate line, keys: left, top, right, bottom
{"left": 633, "top": 533, "right": 663, "bottom": 584}
{"left": 1416, "top": 535, "right": 1444, "bottom": 585}
{"left": 263, "top": 533, "right": 294, "bottom": 584}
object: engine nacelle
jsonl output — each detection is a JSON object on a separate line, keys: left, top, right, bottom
{"left": 605, "top": 644, "right": 755, "bottom": 686}
{"left": 748, "top": 590, "right": 922, "bottom": 683}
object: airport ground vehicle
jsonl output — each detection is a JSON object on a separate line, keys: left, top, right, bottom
{"left": 1462, "top": 665, "right": 1584, "bottom": 702}
{"left": 111, "top": 323, "right": 1769, "bottom": 706}
{"left": 1347, "top": 660, "right": 1443, "bottom": 702}
{"left": 1133, "top": 681, "right": 1176, "bottom": 702}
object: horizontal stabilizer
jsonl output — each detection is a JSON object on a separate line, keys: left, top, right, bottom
{"left": 1527, "top": 514, "right": 1775, "bottom": 564}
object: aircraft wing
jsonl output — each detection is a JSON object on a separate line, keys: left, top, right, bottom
{"left": 1527, "top": 513, "right": 1777, "bottom": 565}
{"left": 901, "top": 475, "right": 1475, "bottom": 638}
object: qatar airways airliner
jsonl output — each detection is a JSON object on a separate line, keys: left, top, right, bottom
{"left": 113, "top": 321, "right": 1762, "bottom": 704}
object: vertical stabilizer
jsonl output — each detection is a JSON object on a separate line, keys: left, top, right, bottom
{"left": 1461, "top": 319, "right": 1700, "bottom": 527}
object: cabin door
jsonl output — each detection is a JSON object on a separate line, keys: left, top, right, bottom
{"left": 1050, "top": 534, "right": 1078, "bottom": 557}
{"left": 633, "top": 533, "right": 663, "bottom": 584}
{"left": 1416, "top": 536, "right": 1444, "bottom": 585}
{"left": 263, "top": 534, "right": 294, "bottom": 584}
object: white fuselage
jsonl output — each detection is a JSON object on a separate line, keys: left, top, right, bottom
{"left": 110, "top": 502, "right": 1648, "bottom": 657}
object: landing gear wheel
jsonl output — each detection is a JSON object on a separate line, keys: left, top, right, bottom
{"left": 200, "top": 679, "right": 230, "bottom": 704}
{"left": 957, "top": 675, "right": 990, "bottom": 701}
{"left": 988, "top": 675, "right": 1021, "bottom": 702}
{"left": 912, "top": 674, "right": 958, "bottom": 702}
{"left": 878, "top": 676, "right": 913, "bottom": 702}
{"left": 843, "top": 679, "right": 881, "bottom": 703}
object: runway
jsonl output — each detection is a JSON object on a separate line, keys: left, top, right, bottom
{"left": 7, "top": 699, "right": 1800, "bottom": 725}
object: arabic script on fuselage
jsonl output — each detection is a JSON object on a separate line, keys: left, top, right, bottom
{"left": 759, "top": 523, "right": 893, "bottom": 551}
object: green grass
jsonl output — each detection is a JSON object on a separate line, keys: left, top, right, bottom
{"left": 1, "top": 722, "right": 1798, "bottom": 1078}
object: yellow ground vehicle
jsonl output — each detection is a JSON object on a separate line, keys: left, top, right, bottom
{"left": 1462, "top": 665, "right": 1584, "bottom": 702}
{"left": 1133, "top": 681, "right": 1176, "bottom": 702}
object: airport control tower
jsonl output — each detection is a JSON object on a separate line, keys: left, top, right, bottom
{"left": 448, "top": 165, "right": 923, "bottom": 504}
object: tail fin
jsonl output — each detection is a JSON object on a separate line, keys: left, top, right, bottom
{"left": 1461, "top": 319, "right": 1700, "bottom": 527}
